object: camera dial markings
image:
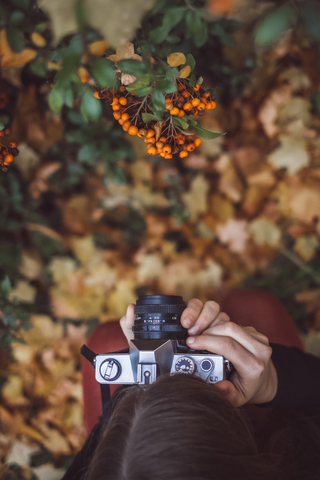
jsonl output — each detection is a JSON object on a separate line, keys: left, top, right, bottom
{"left": 175, "top": 356, "right": 195, "bottom": 374}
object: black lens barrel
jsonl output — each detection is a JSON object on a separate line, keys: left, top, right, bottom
{"left": 133, "top": 295, "right": 187, "bottom": 340}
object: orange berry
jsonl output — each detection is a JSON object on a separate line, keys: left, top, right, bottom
{"left": 194, "top": 138, "right": 202, "bottom": 147}
{"left": 160, "top": 152, "right": 166, "bottom": 157}
{"left": 138, "top": 128, "right": 147, "bottom": 138}
{"left": 203, "top": 92, "right": 210, "bottom": 98}
{"left": 111, "top": 98, "right": 119, "bottom": 106}
{"left": 0, "top": 131, "right": 4, "bottom": 137}
{"left": 156, "top": 141, "right": 164, "bottom": 149}
{"left": 121, "top": 113, "right": 129, "bottom": 121}
{"left": 9, "top": 141, "right": 18, "bottom": 148}
{"left": 112, "top": 104, "right": 120, "bottom": 111}
{"left": 163, "top": 145, "right": 172, "bottom": 154}
{"left": 170, "top": 107, "right": 180, "bottom": 116}
{"left": 198, "top": 102, "right": 206, "bottom": 111}
{"left": 165, "top": 97, "right": 172, "bottom": 103}
{"left": 179, "top": 151, "right": 188, "bottom": 158}
{"left": 4, "top": 154, "right": 14, "bottom": 163}
{"left": 164, "top": 154, "right": 173, "bottom": 159}
{"left": 147, "top": 137, "right": 156, "bottom": 144}
{"left": 201, "top": 96, "right": 208, "bottom": 104}
{"left": 178, "top": 110, "right": 185, "bottom": 117}
{"left": 119, "top": 119, "right": 124, "bottom": 125}
{"left": 146, "top": 129, "right": 155, "bottom": 139}
{"left": 94, "top": 90, "right": 101, "bottom": 99}
{"left": 113, "top": 111, "right": 121, "bottom": 120}
{"left": 191, "top": 98, "right": 200, "bottom": 107}
{"left": 147, "top": 146, "right": 157, "bottom": 155}
{"left": 211, "top": 101, "right": 216, "bottom": 109}
{"left": 119, "top": 96, "right": 127, "bottom": 106}
{"left": 182, "top": 90, "right": 190, "bottom": 98}
{"left": 157, "top": 147, "right": 163, "bottom": 154}
{"left": 122, "top": 120, "right": 132, "bottom": 131}
{"left": 193, "top": 109, "right": 198, "bottom": 115}
{"left": 159, "top": 136, "right": 167, "bottom": 143}
{"left": 193, "top": 83, "right": 200, "bottom": 91}
{"left": 128, "top": 125, "right": 138, "bottom": 135}
{"left": 177, "top": 83, "right": 185, "bottom": 92}
{"left": 186, "top": 143, "right": 195, "bottom": 152}
{"left": 183, "top": 102, "right": 193, "bottom": 111}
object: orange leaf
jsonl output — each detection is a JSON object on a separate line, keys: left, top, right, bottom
{"left": 0, "top": 29, "right": 37, "bottom": 68}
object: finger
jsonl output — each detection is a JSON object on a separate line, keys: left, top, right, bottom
{"left": 201, "top": 322, "right": 271, "bottom": 358}
{"left": 180, "top": 298, "right": 203, "bottom": 329}
{"left": 120, "top": 304, "right": 135, "bottom": 340}
{"left": 186, "top": 333, "right": 269, "bottom": 380}
{"left": 186, "top": 301, "right": 222, "bottom": 335}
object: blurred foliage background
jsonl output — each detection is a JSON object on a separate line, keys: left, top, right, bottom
{"left": 2, "top": 0, "right": 320, "bottom": 477}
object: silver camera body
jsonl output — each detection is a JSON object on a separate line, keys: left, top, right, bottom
{"left": 95, "top": 338, "right": 232, "bottom": 385}
{"left": 92, "top": 294, "right": 232, "bottom": 386}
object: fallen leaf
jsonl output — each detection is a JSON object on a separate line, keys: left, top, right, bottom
{"left": 293, "top": 235, "right": 319, "bottom": 261}
{"left": 216, "top": 218, "right": 249, "bottom": 253}
{"left": 248, "top": 218, "right": 282, "bottom": 247}
{"left": 268, "top": 135, "right": 309, "bottom": 175}
{"left": 182, "top": 174, "right": 210, "bottom": 222}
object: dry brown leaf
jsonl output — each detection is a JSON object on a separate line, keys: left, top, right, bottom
{"left": 216, "top": 219, "right": 249, "bottom": 254}
{"left": 248, "top": 218, "right": 282, "bottom": 247}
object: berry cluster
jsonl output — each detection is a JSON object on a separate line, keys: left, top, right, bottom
{"left": 94, "top": 81, "right": 216, "bottom": 159}
{"left": 0, "top": 128, "right": 19, "bottom": 171}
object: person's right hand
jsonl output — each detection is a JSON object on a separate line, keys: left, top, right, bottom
{"left": 181, "top": 299, "right": 278, "bottom": 407}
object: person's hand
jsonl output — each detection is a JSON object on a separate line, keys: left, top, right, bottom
{"left": 181, "top": 299, "right": 278, "bottom": 407}
{"left": 120, "top": 304, "right": 135, "bottom": 345}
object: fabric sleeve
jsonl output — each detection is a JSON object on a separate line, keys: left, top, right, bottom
{"left": 261, "top": 343, "right": 320, "bottom": 410}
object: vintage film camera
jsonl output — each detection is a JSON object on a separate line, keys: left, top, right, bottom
{"left": 82, "top": 295, "right": 233, "bottom": 387}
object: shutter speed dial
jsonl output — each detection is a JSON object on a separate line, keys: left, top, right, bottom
{"left": 100, "top": 358, "right": 122, "bottom": 381}
{"left": 175, "top": 356, "right": 195, "bottom": 374}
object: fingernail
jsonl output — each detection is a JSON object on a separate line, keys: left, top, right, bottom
{"left": 188, "top": 325, "right": 199, "bottom": 335}
{"left": 187, "top": 336, "right": 195, "bottom": 344}
{"left": 183, "top": 317, "right": 192, "bottom": 328}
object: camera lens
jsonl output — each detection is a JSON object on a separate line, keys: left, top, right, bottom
{"left": 133, "top": 295, "right": 187, "bottom": 340}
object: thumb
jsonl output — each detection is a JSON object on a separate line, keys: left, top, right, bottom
{"left": 214, "top": 380, "right": 242, "bottom": 407}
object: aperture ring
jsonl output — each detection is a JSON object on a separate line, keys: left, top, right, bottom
{"left": 134, "top": 304, "right": 186, "bottom": 314}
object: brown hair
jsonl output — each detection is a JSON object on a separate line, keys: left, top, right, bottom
{"left": 84, "top": 374, "right": 290, "bottom": 480}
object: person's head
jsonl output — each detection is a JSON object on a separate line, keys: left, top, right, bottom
{"left": 85, "top": 374, "right": 284, "bottom": 480}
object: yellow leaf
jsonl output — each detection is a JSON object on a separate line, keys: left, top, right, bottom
{"left": 179, "top": 65, "right": 191, "bottom": 78}
{"left": 47, "top": 60, "right": 61, "bottom": 70}
{"left": 89, "top": 39, "right": 110, "bottom": 56}
{"left": 167, "top": 52, "right": 186, "bottom": 67}
{"left": 0, "top": 29, "right": 36, "bottom": 69}
{"left": 31, "top": 31, "right": 47, "bottom": 47}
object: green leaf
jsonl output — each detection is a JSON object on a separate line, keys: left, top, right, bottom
{"left": 0, "top": 123, "right": 4, "bottom": 131}
{"left": 301, "top": 4, "right": 320, "bottom": 43}
{"left": 142, "top": 113, "right": 160, "bottom": 122}
{"left": 172, "top": 116, "right": 189, "bottom": 130}
{"left": 186, "top": 9, "right": 202, "bottom": 36}
{"left": 197, "top": 76, "right": 203, "bottom": 85}
{"left": 80, "top": 89, "right": 102, "bottom": 122}
{"left": 64, "top": 86, "right": 74, "bottom": 108}
{"left": 255, "top": 6, "right": 297, "bottom": 45}
{"left": 78, "top": 144, "right": 100, "bottom": 162}
{"left": 48, "top": 86, "right": 64, "bottom": 113}
{"left": 29, "top": 59, "right": 47, "bottom": 77}
{"left": 189, "top": 74, "right": 197, "bottom": 88}
{"left": 191, "top": 123, "right": 225, "bottom": 139}
{"left": 149, "top": 7, "right": 186, "bottom": 44}
{"left": 152, "top": 89, "right": 165, "bottom": 113}
{"left": 118, "top": 59, "right": 148, "bottom": 77}
{"left": 1, "top": 276, "right": 11, "bottom": 295}
{"left": 90, "top": 58, "right": 117, "bottom": 89}
{"left": 7, "top": 25, "right": 24, "bottom": 53}
{"left": 10, "top": 11, "right": 25, "bottom": 26}
{"left": 176, "top": 127, "right": 194, "bottom": 136}
{"left": 194, "top": 22, "right": 208, "bottom": 48}
{"left": 156, "top": 77, "right": 177, "bottom": 94}
{"left": 65, "top": 129, "right": 83, "bottom": 143}
{"left": 126, "top": 86, "right": 152, "bottom": 97}
{"left": 185, "top": 53, "right": 196, "bottom": 72}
